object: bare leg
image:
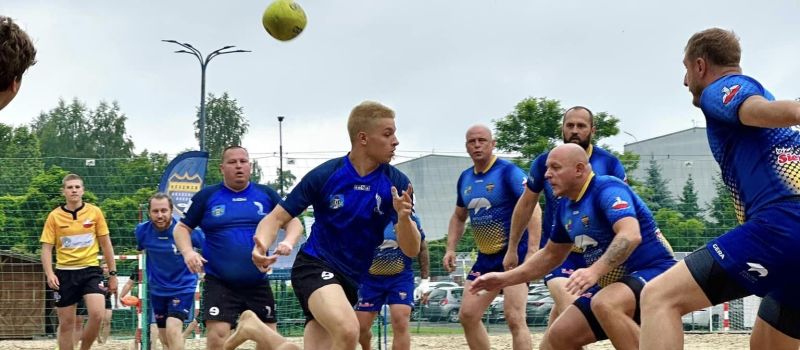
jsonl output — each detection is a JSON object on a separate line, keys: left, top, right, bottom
{"left": 749, "top": 316, "right": 800, "bottom": 350}
{"left": 540, "top": 305, "right": 596, "bottom": 350}
{"left": 356, "top": 310, "right": 378, "bottom": 350}
{"left": 304, "top": 285, "right": 360, "bottom": 350}
{"left": 57, "top": 305, "right": 78, "bottom": 350}
{"left": 206, "top": 321, "right": 232, "bottom": 350}
{"left": 460, "top": 279, "right": 496, "bottom": 350}
{"left": 388, "top": 304, "right": 412, "bottom": 350}
{"left": 590, "top": 283, "right": 638, "bottom": 350}
{"left": 223, "top": 310, "right": 299, "bottom": 350}
{"left": 640, "top": 261, "right": 711, "bottom": 350}
{"left": 98, "top": 309, "right": 112, "bottom": 344}
{"left": 79, "top": 293, "right": 105, "bottom": 350}
{"left": 502, "top": 283, "right": 532, "bottom": 350}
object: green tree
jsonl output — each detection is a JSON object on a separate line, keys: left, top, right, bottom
{"left": 87, "top": 101, "right": 134, "bottom": 158}
{"left": 641, "top": 159, "right": 675, "bottom": 211}
{"left": 265, "top": 169, "right": 297, "bottom": 196}
{"left": 677, "top": 174, "right": 701, "bottom": 220}
{"left": 31, "top": 98, "right": 90, "bottom": 159}
{"left": 0, "top": 125, "right": 44, "bottom": 195}
{"left": 653, "top": 208, "right": 706, "bottom": 252}
{"left": 195, "top": 92, "right": 250, "bottom": 184}
{"left": 493, "top": 97, "right": 621, "bottom": 169}
{"left": 706, "top": 175, "right": 738, "bottom": 239}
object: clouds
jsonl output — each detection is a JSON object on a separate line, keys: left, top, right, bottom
{"left": 2, "top": 0, "right": 798, "bottom": 167}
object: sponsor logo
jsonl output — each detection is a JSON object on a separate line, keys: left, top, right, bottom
{"left": 560, "top": 268, "right": 575, "bottom": 276}
{"left": 469, "top": 271, "right": 481, "bottom": 278}
{"left": 172, "top": 298, "right": 181, "bottom": 305}
{"left": 464, "top": 186, "right": 472, "bottom": 196}
{"left": 776, "top": 147, "right": 800, "bottom": 164}
{"left": 321, "top": 271, "right": 334, "bottom": 280}
{"left": 722, "top": 84, "right": 741, "bottom": 105}
{"left": 353, "top": 184, "right": 371, "bottom": 191}
{"left": 54, "top": 292, "right": 61, "bottom": 301}
{"left": 611, "top": 197, "right": 629, "bottom": 210}
{"left": 467, "top": 197, "right": 492, "bottom": 214}
{"left": 211, "top": 205, "right": 225, "bottom": 217}
{"left": 61, "top": 233, "right": 94, "bottom": 249}
{"left": 82, "top": 219, "right": 94, "bottom": 228}
{"left": 254, "top": 201, "right": 266, "bottom": 215}
{"left": 378, "top": 239, "right": 399, "bottom": 251}
{"left": 330, "top": 194, "right": 344, "bottom": 210}
{"left": 746, "top": 262, "right": 768, "bottom": 277}
{"left": 399, "top": 292, "right": 408, "bottom": 300}
{"left": 209, "top": 306, "right": 219, "bottom": 316}
{"left": 232, "top": 197, "right": 247, "bottom": 202}
{"left": 712, "top": 243, "right": 725, "bottom": 259}
{"left": 574, "top": 235, "right": 599, "bottom": 250}
{"left": 374, "top": 194, "right": 384, "bottom": 215}
{"left": 485, "top": 183, "right": 495, "bottom": 192}
{"left": 358, "top": 301, "right": 374, "bottom": 308}
{"left": 265, "top": 306, "right": 272, "bottom": 316}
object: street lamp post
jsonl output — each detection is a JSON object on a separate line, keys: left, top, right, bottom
{"left": 278, "top": 116, "right": 285, "bottom": 197}
{"left": 162, "top": 40, "right": 250, "bottom": 151}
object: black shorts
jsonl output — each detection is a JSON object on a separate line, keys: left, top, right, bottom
{"left": 574, "top": 275, "right": 646, "bottom": 341}
{"left": 686, "top": 248, "right": 800, "bottom": 339}
{"left": 201, "top": 275, "right": 276, "bottom": 325}
{"left": 53, "top": 267, "right": 106, "bottom": 308}
{"left": 291, "top": 251, "right": 358, "bottom": 322}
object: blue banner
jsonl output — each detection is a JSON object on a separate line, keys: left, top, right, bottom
{"left": 157, "top": 151, "right": 209, "bottom": 219}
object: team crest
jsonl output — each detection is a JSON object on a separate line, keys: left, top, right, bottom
{"left": 464, "top": 186, "right": 472, "bottom": 196}
{"left": 722, "top": 84, "right": 741, "bottom": 105}
{"left": 329, "top": 194, "right": 344, "bottom": 210}
{"left": 485, "top": 183, "right": 495, "bottom": 193}
{"left": 399, "top": 291, "right": 408, "bottom": 300}
{"left": 565, "top": 219, "right": 573, "bottom": 231}
{"left": 211, "top": 205, "right": 225, "bottom": 217}
{"left": 581, "top": 215, "right": 589, "bottom": 228}
{"left": 82, "top": 219, "right": 94, "bottom": 228}
{"left": 374, "top": 193, "right": 384, "bottom": 215}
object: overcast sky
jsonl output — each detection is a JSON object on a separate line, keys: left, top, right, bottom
{"left": 2, "top": 0, "right": 799, "bottom": 176}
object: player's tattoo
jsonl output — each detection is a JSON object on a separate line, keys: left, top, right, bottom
{"left": 602, "top": 237, "right": 633, "bottom": 268}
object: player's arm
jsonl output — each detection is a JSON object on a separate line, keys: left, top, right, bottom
{"left": 471, "top": 241, "right": 571, "bottom": 293}
{"left": 253, "top": 205, "right": 294, "bottom": 271}
{"left": 590, "top": 217, "right": 641, "bottom": 277}
{"left": 526, "top": 203, "right": 542, "bottom": 255}
{"left": 418, "top": 240, "right": 430, "bottom": 280}
{"left": 274, "top": 217, "right": 304, "bottom": 255}
{"left": 97, "top": 235, "right": 118, "bottom": 294}
{"left": 393, "top": 185, "right": 421, "bottom": 257}
{"left": 174, "top": 222, "right": 206, "bottom": 273}
{"left": 41, "top": 243, "right": 59, "bottom": 290}
{"left": 508, "top": 189, "right": 541, "bottom": 256}
{"left": 119, "top": 278, "right": 135, "bottom": 298}
{"left": 443, "top": 206, "right": 468, "bottom": 272}
{"left": 738, "top": 95, "right": 800, "bottom": 128}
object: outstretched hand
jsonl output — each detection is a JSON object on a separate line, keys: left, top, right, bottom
{"left": 251, "top": 237, "right": 279, "bottom": 273}
{"left": 392, "top": 184, "right": 414, "bottom": 219}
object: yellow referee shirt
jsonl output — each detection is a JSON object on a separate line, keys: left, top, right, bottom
{"left": 40, "top": 203, "right": 110, "bottom": 269}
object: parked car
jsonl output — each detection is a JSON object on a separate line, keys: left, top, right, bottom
{"left": 484, "top": 290, "right": 554, "bottom": 326}
{"left": 419, "top": 286, "right": 463, "bottom": 322}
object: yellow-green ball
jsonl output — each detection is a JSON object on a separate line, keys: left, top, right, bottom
{"left": 262, "top": 0, "right": 307, "bottom": 41}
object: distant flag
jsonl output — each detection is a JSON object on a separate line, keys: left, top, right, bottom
{"left": 157, "top": 151, "right": 209, "bottom": 220}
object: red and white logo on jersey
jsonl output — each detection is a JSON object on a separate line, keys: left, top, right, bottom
{"left": 722, "top": 85, "right": 741, "bottom": 105}
{"left": 611, "top": 197, "right": 629, "bottom": 210}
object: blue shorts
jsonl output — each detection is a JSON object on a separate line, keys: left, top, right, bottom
{"left": 150, "top": 292, "right": 195, "bottom": 328}
{"left": 467, "top": 242, "right": 528, "bottom": 281}
{"left": 543, "top": 251, "right": 586, "bottom": 284}
{"left": 355, "top": 274, "right": 415, "bottom": 312}
{"left": 704, "top": 201, "right": 800, "bottom": 308}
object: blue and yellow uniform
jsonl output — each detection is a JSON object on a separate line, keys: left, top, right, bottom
{"left": 182, "top": 182, "right": 282, "bottom": 324}
{"left": 281, "top": 155, "right": 413, "bottom": 319}
{"left": 551, "top": 174, "right": 675, "bottom": 339}
{"left": 456, "top": 156, "right": 528, "bottom": 280}
{"left": 528, "top": 145, "right": 626, "bottom": 283}
{"left": 695, "top": 74, "right": 800, "bottom": 309}
{"left": 355, "top": 219, "right": 425, "bottom": 312}
{"left": 135, "top": 218, "right": 204, "bottom": 327}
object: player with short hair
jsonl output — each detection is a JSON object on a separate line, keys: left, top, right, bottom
{"left": 41, "top": 173, "right": 118, "bottom": 350}
{"left": 0, "top": 15, "right": 36, "bottom": 111}
{"left": 640, "top": 28, "right": 800, "bottom": 349}
{"left": 472, "top": 144, "right": 675, "bottom": 350}
{"left": 443, "top": 125, "right": 536, "bottom": 350}
{"left": 135, "top": 192, "right": 205, "bottom": 350}
{"left": 174, "top": 146, "right": 303, "bottom": 350}
{"left": 506, "top": 106, "right": 627, "bottom": 326}
{"left": 252, "top": 100, "right": 421, "bottom": 350}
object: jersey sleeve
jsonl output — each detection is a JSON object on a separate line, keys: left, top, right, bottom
{"left": 94, "top": 206, "right": 110, "bottom": 236}
{"left": 455, "top": 172, "right": 466, "bottom": 207}
{"left": 506, "top": 163, "right": 528, "bottom": 198}
{"left": 700, "top": 75, "right": 767, "bottom": 125}
{"left": 549, "top": 205, "right": 571, "bottom": 244}
{"left": 282, "top": 161, "right": 336, "bottom": 217}
{"left": 134, "top": 223, "right": 145, "bottom": 251}
{"left": 191, "top": 228, "right": 206, "bottom": 248}
{"left": 39, "top": 212, "right": 57, "bottom": 244}
{"left": 527, "top": 153, "right": 548, "bottom": 193}
{"left": 610, "top": 158, "right": 627, "bottom": 182}
{"left": 597, "top": 182, "right": 638, "bottom": 225}
{"left": 257, "top": 184, "right": 283, "bottom": 206}
{"left": 181, "top": 187, "right": 213, "bottom": 229}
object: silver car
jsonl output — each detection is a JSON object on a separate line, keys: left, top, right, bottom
{"left": 420, "top": 286, "right": 463, "bottom": 322}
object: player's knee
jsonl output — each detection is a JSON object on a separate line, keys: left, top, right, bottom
{"left": 334, "top": 320, "right": 360, "bottom": 346}
{"left": 459, "top": 307, "right": 482, "bottom": 324}
{"left": 390, "top": 319, "right": 409, "bottom": 334}
{"left": 640, "top": 281, "right": 668, "bottom": 313}
{"left": 590, "top": 295, "right": 620, "bottom": 318}
{"left": 542, "top": 322, "right": 577, "bottom": 349}
{"left": 504, "top": 308, "right": 527, "bottom": 330}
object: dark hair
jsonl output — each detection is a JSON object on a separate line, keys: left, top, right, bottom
{"left": 0, "top": 16, "right": 37, "bottom": 90}
{"left": 685, "top": 28, "right": 741, "bottom": 67}
{"left": 562, "top": 106, "right": 594, "bottom": 127}
{"left": 148, "top": 192, "right": 174, "bottom": 209}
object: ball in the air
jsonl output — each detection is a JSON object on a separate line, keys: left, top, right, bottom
{"left": 262, "top": 0, "right": 307, "bottom": 41}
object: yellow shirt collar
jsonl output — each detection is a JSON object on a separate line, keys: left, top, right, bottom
{"left": 474, "top": 155, "right": 498, "bottom": 174}
{"left": 586, "top": 144, "right": 594, "bottom": 158}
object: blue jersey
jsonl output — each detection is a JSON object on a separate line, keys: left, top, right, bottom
{"left": 282, "top": 156, "right": 412, "bottom": 283}
{"left": 528, "top": 145, "right": 626, "bottom": 248}
{"left": 456, "top": 157, "right": 528, "bottom": 256}
{"left": 364, "top": 218, "right": 425, "bottom": 281}
{"left": 181, "top": 183, "right": 282, "bottom": 286}
{"left": 135, "top": 219, "right": 204, "bottom": 296}
{"left": 551, "top": 174, "right": 674, "bottom": 287}
{"left": 700, "top": 74, "right": 800, "bottom": 222}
